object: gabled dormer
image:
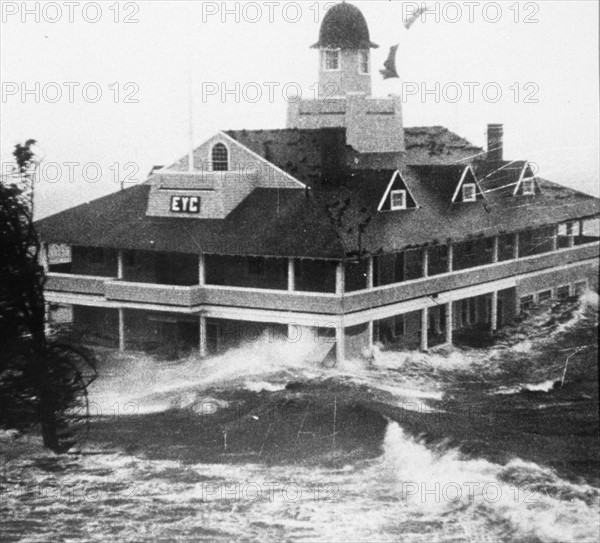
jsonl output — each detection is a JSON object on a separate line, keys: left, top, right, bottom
{"left": 146, "top": 132, "right": 304, "bottom": 219}
{"left": 513, "top": 162, "right": 542, "bottom": 197}
{"left": 378, "top": 170, "right": 418, "bottom": 212}
{"left": 451, "top": 166, "right": 485, "bottom": 204}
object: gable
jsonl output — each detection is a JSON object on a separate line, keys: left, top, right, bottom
{"left": 513, "top": 162, "right": 542, "bottom": 196}
{"left": 452, "top": 166, "right": 485, "bottom": 203}
{"left": 378, "top": 171, "right": 418, "bottom": 211}
{"left": 146, "top": 132, "right": 305, "bottom": 219}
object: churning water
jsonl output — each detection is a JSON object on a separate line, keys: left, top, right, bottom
{"left": 1, "top": 293, "right": 598, "bottom": 542}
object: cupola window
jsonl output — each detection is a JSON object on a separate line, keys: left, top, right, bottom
{"left": 462, "top": 183, "right": 477, "bottom": 202}
{"left": 211, "top": 143, "right": 229, "bottom": 171}
{"left": 324, "top": 49, "right": 341, "bottom": 71}
{"left": 359, "top": 50, "right": 369, "bottom": 74}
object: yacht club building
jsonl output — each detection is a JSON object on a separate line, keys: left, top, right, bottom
{"left": 36, "top": 3, "right": 600, "bottom": 363}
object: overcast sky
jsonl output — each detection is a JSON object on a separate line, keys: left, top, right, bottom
{"left": 1, "top": 0, "right": 598, "bottom": 218}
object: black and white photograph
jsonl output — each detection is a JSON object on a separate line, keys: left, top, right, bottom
{"left": 1, "top": 1, "right": 599, "bottom": 541}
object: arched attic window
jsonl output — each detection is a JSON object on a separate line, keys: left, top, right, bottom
{"left": 211, "top": 143, "right": 229, "bottom": 171}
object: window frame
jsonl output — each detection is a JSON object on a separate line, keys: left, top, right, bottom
{"left": 358, "top": 50, "right": 370, "bottom": 74}
{"left": 390, "top": 189, "right": 407, "bottom": 210}
{"left": 323, "top": 48, "right": 341, "bottom": 72}
{"left": 210, "top": 142, "right": 229, "bottom": 172}
{"left": 538, "top": 289, "right": 552, "bottom": 303}
{"left": 462, "top": 183, "right": 477, "bottom": 202}
{"left": 522, "top": 178, "right": 535, "bottom": 195}
{"left": 556, "top": 285, "right": 570, "bottom": 300}
{"left": 520, "top": 295, "right": 535, "bottom": 312}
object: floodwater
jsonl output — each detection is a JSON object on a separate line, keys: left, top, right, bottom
{"left": 1, "top": 293, "right": 598, "bottom": 542}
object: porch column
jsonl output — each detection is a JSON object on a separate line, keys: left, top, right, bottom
{"left": 579, "top": 220, "right": 585, "bottom": 238}
{"left": 117, "top": 249, "right": 124, "bottom": 279}
{"left": 367, "top": 256, "right": 374, "bottom": 289}
{"left": 445, "top": 302, "right": 453, "bottom": 345}
{"left": 420, "top": 308, "right": 428, "bottom": 351}
{"left": 491, "top": 291, "right": 499, "bottom": 332}
{"left": 336, "top": 324, "right": 345, "bottom": 365}
{"left": 422, "top": 248, "right": 429, "bottom": 277}
{"left": 514, "top": 232, "right": 520, "bottom": 259}
{"left": 447, "top": 244, "right": 453, "bottom": 272}
{"left": 566, "top": 222, "right": 575, "bottom": 247}
{"left": 288, "top": 258, "right": 295, "bottom": 292}
{"left": 198, "top": 254, "right": 205, "bottom": 286}
{"left": 336, "top": 261, "right": 345, "bottom": 295}
{"left": 199, "top": 315, "right": 207, "bottom": 358}
{"left": 118, "top": 308, "right": 125, "bottom": 351}
{"left": 39, "top": 242, "right": 49, "bottom": 273}
{"left": 551, "top": 225, "right": 558, "bottom": 252}
{"left": 492, "top": 236, "right": 499, "bottom": 263}
{"left": 367, "top": 320, "right": 374, "bottom": 356}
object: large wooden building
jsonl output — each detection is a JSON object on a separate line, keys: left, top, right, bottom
{"left": 37, "top": 3, "right": 600, "bottom": 363}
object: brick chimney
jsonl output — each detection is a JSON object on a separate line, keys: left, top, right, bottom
{"left": 487, "top": 124, "right": 504, "bottom": 161}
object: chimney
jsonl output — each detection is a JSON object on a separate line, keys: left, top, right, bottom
{"left": 487, "top": 123, "right": 504, "bottom": 161}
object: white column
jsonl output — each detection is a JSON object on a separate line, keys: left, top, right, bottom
{"left": 566, "top": 222, "right": 575, "bottom": 247}
{"left": 420, "top": 308, "right": 428, "bottom": 351}
{"left": 422, "top": 248, "right": 429, "bottom": 278}
{"left": 117, "top": 249, "right": 124, "bottom": 279}
{"left": 336, "top": 261, "right": 345, "bottom": 295}
{"left": 491, "top": 291, "right": 498, "bottom": 332}
{"left": 367, "top": 256, "right": 374, "bottom": 289}
{"left": 199, "top": 315, "right": 207, "bottom": 358}
{"left": 198, "top": 253, "right": 205, "bottom": 286}
{"left": 492, "top": 236, "right": 499, "bottom": 263}
{"left": 445, "top": 302, "right": 453, "bottom": 345}
{"left": 551, "top": 226, "right": 558, "bottom": 252}
{"left": 336, "top": 324, "right": 345, "bottom": 365}
{"left": 514, "top": 233, "right": 520, "bottom": 259}
{"left": 447, "top": 244, "right": 453, "bottom": 273}
{"left": 39, "top": 242, "right": 49, "bottom": 273}
{"left": 118, "top": 308, "right": 125, "bottom": 351}
{"left": 288, "top": 258, "right": 295, "bottom": 292}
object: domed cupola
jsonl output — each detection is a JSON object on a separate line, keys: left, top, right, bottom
{"left": 311, "top": 2, "right": 378, "bottom": 49}
{"left": 311, "top": 2, "right": 377, "bottom": 98}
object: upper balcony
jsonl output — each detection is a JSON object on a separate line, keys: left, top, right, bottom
{"left": 45, "top": 229, "right": 599, "bottom": 316}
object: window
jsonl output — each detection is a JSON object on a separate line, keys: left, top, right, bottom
{"left": 323, "top": 49, "right": 340, "bottom": 71}
{"left": 520, "top": 295, "right": 534, "bottom": 312}
{"left": 522, "top": 178, "right": 535, "bottom": 195}
{"left": 538, "top": 290, "right": 552, "bottom": 303}
{"left": 211, "top": 143, "right": 228, "bottom": 171}
{"left": 390, "top": 190, "right": 407, "bottom": 210}
{"left": 462, "top": 183, "right": 477, "bottom": 202}
{"left": 358, "top": 50, "right": 369, "bottom": 74}
{"left": 247, "top": 257, "right": 266, "bottom": 276}
{"left": 394, "top": 315, "right": 405, "bottom": 337}
{"left": 556, "top": 285, "right": 570, "bottom": 300}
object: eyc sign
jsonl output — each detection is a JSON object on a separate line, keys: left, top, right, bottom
{"left": 170, "top": 195, "right": 200, "bottom": 213}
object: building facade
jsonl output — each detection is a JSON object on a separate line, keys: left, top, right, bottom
{"left": 37, "top": 3, "right": 600, "bottom": 364}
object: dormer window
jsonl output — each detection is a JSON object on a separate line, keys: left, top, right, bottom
{"left": 324, "top": 49, "right": 340, "bottom": 71}
{"left": 522, "top": 178, "right": 535, "bottom": 195}
{"left": 390, "top": 189, "right": 407, "bottom": 210}
{"left": 462, "top": 183, "right": 477, "bottom": 202}
{"left": 211, "top": 143, "right": 228, "bottom": 171}
{"left": 359, "top": 50, "right": 369, "bottom": 74}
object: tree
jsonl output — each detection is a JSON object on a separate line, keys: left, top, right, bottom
{"left": 0, "top": 140, "right": 96, "bottom": 452}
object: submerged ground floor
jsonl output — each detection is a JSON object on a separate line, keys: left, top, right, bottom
{"left": 47, "top": 256, "right": 597, "bottom": 364}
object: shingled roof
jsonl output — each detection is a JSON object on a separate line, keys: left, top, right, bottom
{"left": 36, "top": 127, "right": 599, "bottom": 259}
